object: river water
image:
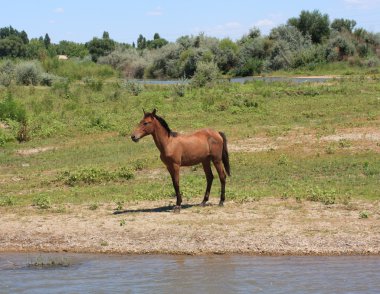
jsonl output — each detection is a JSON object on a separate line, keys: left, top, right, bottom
{"left": 1, "top": 254, "right": 379, "bottom": 293}
{"left": 137, "top": 76, "right": 332, "bottom": 85}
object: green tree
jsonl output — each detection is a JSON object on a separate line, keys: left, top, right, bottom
{"left": 102, "top": 31, "right": 110, "bottom": 39}
{"left": 215, "top": 38, "right": 239, "bottom": 73}
{"left": 0, "top": 36, "right": 26, "bottom": 57}
{"left": 137, "top": 34, "right": 147, "bottom": 50}
{"left": 25, "top": 38, "right": 47, "bottom": 59}
{"left": 86, "top": 35, "right": 115, "bottom": 62}
{"left": 331, "top": 18, "right": 356, "bottom": 33}
{"left": 56, "top": 40, "right": 88, "bottom": 57}
{"left": 147, "top": 33, "right": 169, "bottom": 49}
{"left": 288, "top": 10, "right": 330, "bottom": 43}
{"left": 43, "top": 33, "right": 51, "bottom": 48}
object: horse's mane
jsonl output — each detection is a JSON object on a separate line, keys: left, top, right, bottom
{"left": 145, "top": 113, "right": 178, "bottom": 137}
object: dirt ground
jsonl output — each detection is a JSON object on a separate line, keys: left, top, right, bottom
{"left": 1, "top": 198, "right": 379, "bottom": 255}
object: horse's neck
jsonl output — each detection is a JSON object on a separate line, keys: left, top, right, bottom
{"left": 152, "top": 122, "right": 170, "bottom": 153}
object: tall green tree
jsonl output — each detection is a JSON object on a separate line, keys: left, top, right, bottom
{"left": 43, "top": 33, "right": 51, "bottom": 48}
{"left": 137, "top": 34, "right": 147, "bottom": 50}
{"left": 288, "top": 10, "right": 330, "bottom": 43}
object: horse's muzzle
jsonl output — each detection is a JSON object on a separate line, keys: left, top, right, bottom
{"left": 131, "top": 135, "right": 140, "bottom": 142}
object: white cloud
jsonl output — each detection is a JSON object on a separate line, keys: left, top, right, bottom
{"left": 147, "top": 7, "right": 163, "bottom": 16}
{"left": 53, "top": 7, "right": 64, "bottom": 14}
{"left": 255, "top": 19, "right": 275, "bottom": 28}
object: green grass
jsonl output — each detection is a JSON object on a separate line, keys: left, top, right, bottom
{"left": 0, "top": 66, "right": 379, "bottom": 208}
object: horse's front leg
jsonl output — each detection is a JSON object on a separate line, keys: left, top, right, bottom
{"left": 167, "top": 163, "right": 182, "bottom": 213}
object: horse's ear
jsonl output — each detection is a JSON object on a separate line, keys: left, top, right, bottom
{"left": 142, "top": 108, "right": 146, "bottom": 115}
{"left": 152, "top": 108, "right": 157, "bottom": 116}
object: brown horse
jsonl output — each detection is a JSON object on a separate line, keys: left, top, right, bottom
{"left": 131, "top": 109, "right": 230, "bottom": 212}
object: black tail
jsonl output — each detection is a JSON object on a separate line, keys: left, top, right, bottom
{"left": 219, "top": 132, "right": 231, "bottom": 177}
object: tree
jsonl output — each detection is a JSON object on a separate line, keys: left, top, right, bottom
{"left": 0, "top": 26, "right": 29, "bottom": 44}
{"left": 288, "top": 10, "right": 330, "bottom": 43}
{"left": 86, "top": 36, "right": 115, "bottom": 62}
{"left": 0, "top": 35, "right": 26, "bottom": 58}
{"left": 137, "top": 34, "right": 147, "bottom": 50}
{"left": 331, "top": 18, "right": 356, "bottom": 33}
{"left": 56, "top": 40, "right": 89, "bottom": 57}
{"left": 102, "top": 31, "right": 110, "bottom": 39}
{"left": 215, "top": 38, "right": 239, "bottom": 73}
{"left": 147, "top": 33, "right": 169, "bottom": 49}
{"left": 43, "top": 33, "right": 51, "bottom": 48}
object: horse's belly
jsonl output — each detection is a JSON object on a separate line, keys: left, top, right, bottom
{"left": 180, "top": 146, "right": 209, "bottom": 166}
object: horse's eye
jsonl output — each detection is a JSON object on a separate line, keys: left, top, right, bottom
{"left": 143, "top": 122, "right": 149, "bottom": 126}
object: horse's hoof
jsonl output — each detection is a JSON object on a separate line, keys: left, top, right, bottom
{"left": 218, "top": 201, "right": 224, "bottom": 207}
{"left": 173, "top": 206, "right": 181, "bottom": 213}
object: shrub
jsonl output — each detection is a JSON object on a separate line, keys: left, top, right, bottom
{"left": 0, "top": 195, "right": 16, "bottom": 206}
{"left": 40, "top": 72, "right": 59, "bottom": 86}
{"left": 191, "top": 60, "right": 221, "bottom": 87}
{"left": 83, "top": 76, "right": 103, "bottom": 91}
{"left": 234, "top": 57, "right": 263, "bottom": 76}
{"left": 33, "top": 195, "right": 52, "bottom": 209}
{"left": 123, "top": 80, "right": 144, "bottom": 96}
{"left": 60, "top": 167, "right": 134, "bottom": 186}
{"left": 0, "top": 93, "right": 27, "bottom": 123}
{"left": 0, "top": 129, "right": 15, "bottom": 146}
{"left": 171, "top": 76, "right": 188, "bottom": 97}
{"left": 15, "top": 61, "right": 42, "bottom": 85}
{"left": 326, "top": 34, "right": 356, "bottom": 61}
{"left": 0, "top": 60, "right": 15, "bottom": 86}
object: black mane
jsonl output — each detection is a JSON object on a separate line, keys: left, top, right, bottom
{"left": 145, "top": 113, "right": 178, "bottom": 137}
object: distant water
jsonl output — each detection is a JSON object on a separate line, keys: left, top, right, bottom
{"left": 1, "top": 254, "right": 379, "bottom": 293}
{"left": 136, "top": 76, "right": 332, "bottom": 85}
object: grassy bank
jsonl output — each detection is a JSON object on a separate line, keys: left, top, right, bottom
{"left": 1, "top": 70, "right": 379, "bottom": 210}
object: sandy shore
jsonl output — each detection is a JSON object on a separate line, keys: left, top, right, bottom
{"left": 1, "top": 198, "right": 379, "bottom": 255}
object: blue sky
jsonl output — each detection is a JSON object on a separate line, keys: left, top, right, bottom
{"left": 1, "top": 0, "right": 379, "bottom": 44}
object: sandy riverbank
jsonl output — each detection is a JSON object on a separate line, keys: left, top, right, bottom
{"left": 1, "top": 198, "right": 379, "bottom": 255}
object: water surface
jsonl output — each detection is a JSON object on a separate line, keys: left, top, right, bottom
{"left": 1, "top": 254, "right": 379, "bottom": 293}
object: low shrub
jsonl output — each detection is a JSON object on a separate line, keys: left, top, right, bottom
{"left": 33, "top": 195, "right": 52, "bottom": 209}
{"left": 123, "top": 80, "right": 144, "bottom": 96}
{"left": 15, "top": 61, "right": 42, "bottom": 85}
{"left": 59, "top": 167, "right": 134, "bottom": 186}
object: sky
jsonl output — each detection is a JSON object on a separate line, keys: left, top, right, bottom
{"left": 1, "top": 0, "right": 380, "bottom": 44}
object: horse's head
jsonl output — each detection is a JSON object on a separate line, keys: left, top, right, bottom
{"left": 131, "top": 109, "right": 157, "bottom": 142}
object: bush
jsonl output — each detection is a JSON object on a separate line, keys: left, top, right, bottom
{"left": 191, "top": 61, "right": 221, "bottom": 87}
{"left": 40, "top": 72, "right": 59, "bottom": 86}
{"left": 0, "top": 93, "right": 27, "bottom": 123}
{"left": 0, "top": 129, "right": 15, "bottom": 146}
{"left": 83, "top": 76, "right": 103, "bottom": 91}
{"left": 234, "top": 57, "right": 263, "bottom": 76}
{"left": 59, "top": 167, "right": 134, "bottom": 186}
{"left": 326, "top": 35, "right": 356, "bottom": 61}
{"left": 171, "top": 77, "right": 188, "bottom": 97}
{"left": 33, "top": 195, "right": 51, "bottom": 209}
{"left": 15, "top": 61, "right": 42, "bottom": 85}
{"left": 123, "top": 80, "right": 144, "bottom": 96}
{"left": 0, "top": 195, "right": 16, "bottom": 206}
{"left": 0, "top": 60, "right": 15, "bottom": 86}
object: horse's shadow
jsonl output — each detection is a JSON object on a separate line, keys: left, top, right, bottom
{"left": 113, "top": 204, "right": 196, "bottom": 214}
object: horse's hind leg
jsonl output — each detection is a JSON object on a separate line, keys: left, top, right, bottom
{"left": 213, "top": 160, "right": 226, "bottom": 206}
{"left": 200, "top": 160, "right": 213, "bottom": 206}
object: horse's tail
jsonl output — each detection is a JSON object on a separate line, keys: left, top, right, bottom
{"left": 219, "top": 132, "right": 231, "bottom": 177}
